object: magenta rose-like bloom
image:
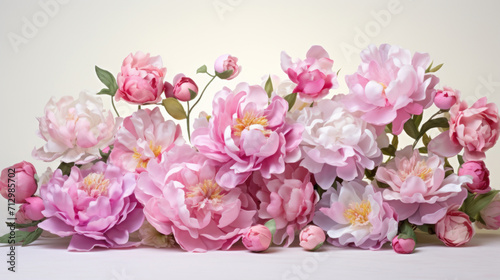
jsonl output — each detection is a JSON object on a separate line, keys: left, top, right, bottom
{"left": 376, "top": 146, "right": 471, "bottom": 225}
{"left": 313, "top": 180, "right": 398, "bottom": 250}
{"left": 429, "top": 97, "right": 499, "bottom": 161}
{"left": 477, "top": 193, "right": 500, "bottom": 230}
{"left": 38, "top": 162, "right": 144, "bottom": 251}
{"left": 33, "top": 93, "right": 119, "bottom": 165}
{"left": 116, "top": 51, "right": 166, "bottom": 105}
{"left": 458, "top": 161, "right": 490, "bottom": 194}
{"left": 135, "top": 144, "right": 257, "bottom": 252}
{"left": 299, "top": 225, "right": 325, "bottom": 251}
{"left": 392, "top": 236, "right": 415, "bottom": 254}
{"left": 21, "top": 196, "right": 45, "bottom": 221}
{"left": 242, "top": 225, "right": 272, "bottom": 252}
{"left": 192, "top": 83, "right": 303, "bottom": 189}
{"left": 281, "top": 45, "right": 339, "bottom": 102}
{"left": 164, "top": 73, "right": 198, "bottom": 102}
{"left": 250, "top": 163, "right": 317, "bottom": 246}
{"left": 110, "top": 107, "right": 184, "bottom": 173}
{"left": 214, "top": 54, "right": 241, "bottom": 80}
{"left": 294, "top": 99, "right": 382, "bottom": 189}
{"left": 435, "top": 206, "right": 474, "bottom": 247}
{"left": 0, "top": 161, "right": 38, "bottom": 203}
{"left": 434, "top": 87, "right": 459, "bottom": 110}
{"left": 343, "top": 44, "right": 439, "bottom": 135}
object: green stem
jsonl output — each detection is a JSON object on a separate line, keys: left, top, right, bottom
{"left": 186, "top": 75, "right": 217, "bottom": 142}
{"left": 111, "top": 97, "right": 120, "bottom": 117}
{"left": 186, "top": 101, "right": 191, "bottom": 141}
{"left": 412, "top": 110, "right": 443, "bottom": 148}
{"left": 138, "top": 105, "right": 142, "bottom": 110}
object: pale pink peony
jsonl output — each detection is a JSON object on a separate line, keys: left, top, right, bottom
{"left": 458, "top": 161, "right": 490, "bottom": 194}
{"left": 33, "top": 92, "right": 119, "bottom": 165}
{"left": 250, "top": 163, "right": 318, "bottom": 246}
{"left": 477, "top": 193, "right": 500, "bottom": 230}
{"left": 344, "top": 44, "right": 439, "bottom": 135}
{"left": 434, "top": 87, "right": 459, "bottom": 110}
{"left": 428, "top": 97, "right": 499, "bottom": 161}
{"left": 135, "top": 144, "right": 257, "bottom": 252}
{"left": 313, "top": 180, "right": 398, "bottom": 250}
{"left": 392, "top": 236, "right": 415, "bottom": 254}
{"left": 214, "top": 54, "right": 241, "bottom": 80}
{"left": 110, "top": 107, "right": 184, "bottom": 173}
{"left": 435, "top": 206, "right": 474, "bottom": 247}
{"left": 294, "top": 99, "right": 382, "bottom": 189}
{"left": 0, "top": 161, "right": 38, "bottom": 203}
{"left": 38, "top": 162, "right": 144, "bottom": 251}
{"left": 116, "top": 51, "right": 166, "bottom": 105}
{"left": 242, "top": 225, "right": 272, "bottom": 252}
{"left": 191, "top": 83, "right": 303, "bottom": 189}
{"left": 281, "top": 45, "right": 339, "bottom": 102}
{"left": 164, "top": 73, "right": 198, "bottom": 102}
{"left": 299, "top": 225, "right": 325, "bottom": 251}
{"left": 376, "top": 146, "right": 471, "bottom": 225}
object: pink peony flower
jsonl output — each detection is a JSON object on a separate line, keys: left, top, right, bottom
{"left": 38, "top": 162, "right": 144, "bottom": 251}
{"left": 135, "top": 144, "right": 257, "bottom": 252}
{"left": 343, "top": 44, "right": 439, "bottom": 135}
{"left": 458, "top": 161, "right": 490, "bottom": 194}
{"left": 214, "top": 54, "right": 241, "bottom": 80}
{"left": 477, "top": 193, "right": 500, "bottom": 230}
{"left": 294, "top": 99, "right": 382, "bottom": 189}
{"left": 392, "top": 236, "right": 415, "bottom": 254}
{"left": 191, "top": 83, "right": 303, "bottom": 189}
{"left": 428, "top": 97, "right": 499, "bottom": 161}
{"left": 435, "top": 206, "right": 474, "bottom": 247}
{"left": 250, "top": 163, "right": 318, "bottom": 246}
{"left": 116, "top": 51, "right": 166, "bottom": 105}
{"left": 33, "top": 92, "right": 119, "bottom": 165}
{"left": 281, "top": 45, "right": 339, "bottom": 102}
{"left": 164, "top": 73, "right": 198, "bottom": 102}
{"left": 434, "top": 87, "right": 459, "bottom": 110}
{"left": 299, "top": 225, "right": 325, "bottom": 251}
{"left": 110, "top": 107, "right": 184, "bottom": 173}
{"left": 242, "top": 225, "right": 272, "bottom": 252}
{"left": 15, "top": 205, "right": 37, "bottom": 232}
{"left": 21, "top": 196, "right": 45, "bottom": 221}
{"left": 376, "top": 146, "right": 471, "bottom": 225}
{"left": 313, "top": 180, "right": 398, "bottom": 250}
{"left": 0, "top": 161, "right": 38, "bottom": 203}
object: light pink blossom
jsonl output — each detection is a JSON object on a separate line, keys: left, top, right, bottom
{"left": 21, "top": 196, "right": 45, "bottom": 221}
{"left": 376, "top": 146, "right": 471, "bottom": 225}
{"left": 435, "top": 206, "right": 474, "bottom": 247}
{"left": 164, "top": 73, "right": 198, "bottom": 102}
{"left": 434, "top": 87, "right": 459, "bottom": 110}
{"left": 344, "top": 44, "right": 439, "bottom": 135}
{"left": 192, "top": 83, "right": 303, "bottom": 189}
{"left": 299, "top": 225, "right": 325, "bottom": 251}
{"left": 392, "top": 236, "right": 415, "bottom": 254}
{"left": 0, "top": 161, "right": 38, "bottom": 203}
{"left": 214, "top": 54, "right": 241, "bottom": 80}
{"left": 477, "top": 193, "right": 500, "bottom": 230}
{"left": 281, "top": 45, "right": 339, "bottom": 102}
{"left": 242, "top": 225, "right": 272, "bottom": 252}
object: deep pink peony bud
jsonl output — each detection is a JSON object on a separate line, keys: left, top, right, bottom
{"left": 214, "top": 54, "right": 241, "bottom": 80}
{"left": 436, "top": 206, "right": 474, "bottom": 247}
{"left": 434, "top": 87, "right": 459, "bottom": 110}
{"left": 299, "top": 225, "right": 325, "bottom": 251}
{"left": 392, "top": 236, "right": 415, "bottom": 254}
{"left": 242, "top": 225, "right": 272, "bottom": 252}
{"left": 164, "top": 74, "right": 198, "bottom": 102}
{"left": 22, "top": 196, "right": 45, "bottom": 221}
{"left": 458, "top": 161, "right": 490, "bottom": 194}
{"left": 0, "top": 161, "right": 38, "bottom": 204}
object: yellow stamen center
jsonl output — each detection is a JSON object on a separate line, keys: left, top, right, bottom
{"left": 232, "top": 111, "right": 270, "bottom": 137}
{"left": 185, "top": 179, "right": 224, "bottom": 210}
{"left": 80, "top": 173, "right": 110, "bottom": 198}
{"left": 398, "top": 160, "right": 433, "bottom": 181}
{"left": 133, "top": 141, "right": 162, "bottom": 169}
{"left": 344, "top": 200, "right": 371, "bottom": 226}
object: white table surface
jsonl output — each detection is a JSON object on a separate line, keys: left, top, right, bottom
{"left": 1, "top": 229, "right": 499, "bottom": 280}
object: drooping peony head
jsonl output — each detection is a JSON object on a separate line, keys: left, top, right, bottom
{"left": 375, "top": 146, "right": 471, "bottom": 225}
{"left": 428, "top": 97, "right": 499, "bottom": 161}
{"left": 33, "top": 92, "right": 119, "bottom": 165}
{"left": 313, "top": 180, "right": 398, "bottom": 250}
{"left": 191, "top": 83, "right": 303, "bottom": 189}
{"left": 294, "top": 99, "right": 382, "bottom": 189}
{"left": 116, "top": 51, "right": 166, "bottom": 105}
{"left": 343, "top": 44, "right": 439, "bottom": 135}
{"left": 110, "top": 107, "right": 184, "bottom": 173}
{"left": 281, "top": 45, "right": 339, "bottom": 102}
{"left": 38, "top": 162, "right": 144, "bottom": 251}
{"left": 135, "top": 144, "right": 257, "bottom": 252}
{"left": 250, "top": 163, "right": 318, "bottom": 247}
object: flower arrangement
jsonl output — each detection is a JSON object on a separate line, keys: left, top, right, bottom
{"left": 1, "top": 44, "right": 499, "bottom": 254}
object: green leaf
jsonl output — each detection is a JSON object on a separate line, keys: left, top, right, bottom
{"left": 416, "top": 117, "right": 449, "bottom": 140}
{"left": 413, "top": 113, "right": 423, "bottom": 128}
{"left": 216, "top": 69, "right": 234, "bottom": 79}
{"left": 425, "top": 61, "right": 434, "bottom": 73}
{"left": 374, "top": 180, "right": 391, "bottom": 189}
{"left": 418, "top": 147, "right": 428, "bottom": 154}
{"left": 162, "top": 98, "right": 187, "bottom": 120}
{"left": 399, "top": 220, "right": 417, "bottom": 242}
{"left": 404, "top": 119, "right": 419, "bottom": 139}
{"left": 0, "top": 230, "right": 31, "bottom": 244}
{"left": 422, "top": 134, "right": 432, "bottom": 146}
{"left": 391, "top": 135, "right": 399, "bottom": 150}
{"left": 264, "top": 219, "right": 277, "bottom": 237}
{"left": 336, "top": 68, "right": 341, "bottom": 76}
{"left": 264, "top": 75, "right": 273, "bottom": 98}
{"left": 188, "top": 89, "right": 198, "bottom": 100}
{"left": 95, "top": 66, "right": 118, "bottom": 94}
{"left": 457, "top": 154, "right": 464, "bottom": 166}
{"left": 381, "top": 145, "right": 396, "bottom": 156}
{"left": 196, "top": 65, "right": 207, "bottom": 74}
{"left": 23, "top": 228, "right": 43, "bottom": 246}
{"left": 11, "top": 220, "right": 43, "bottom": 229}
{"left": 384, "top": 123, "right": 393, "bottom": 134}
{"left": 97, "top": 88, "right": 112, "bottom": 96}
{"left": 463, "top": 190, "right": 500, "bottom": 220}
{"left": 429, "top": 63, "right": 444, "bottom": 73}
{"left": 284, "top": 92, "right": 297, "bottom": 112}
{"left": 57, "top": 162, "right": 75, "bottom": 176}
